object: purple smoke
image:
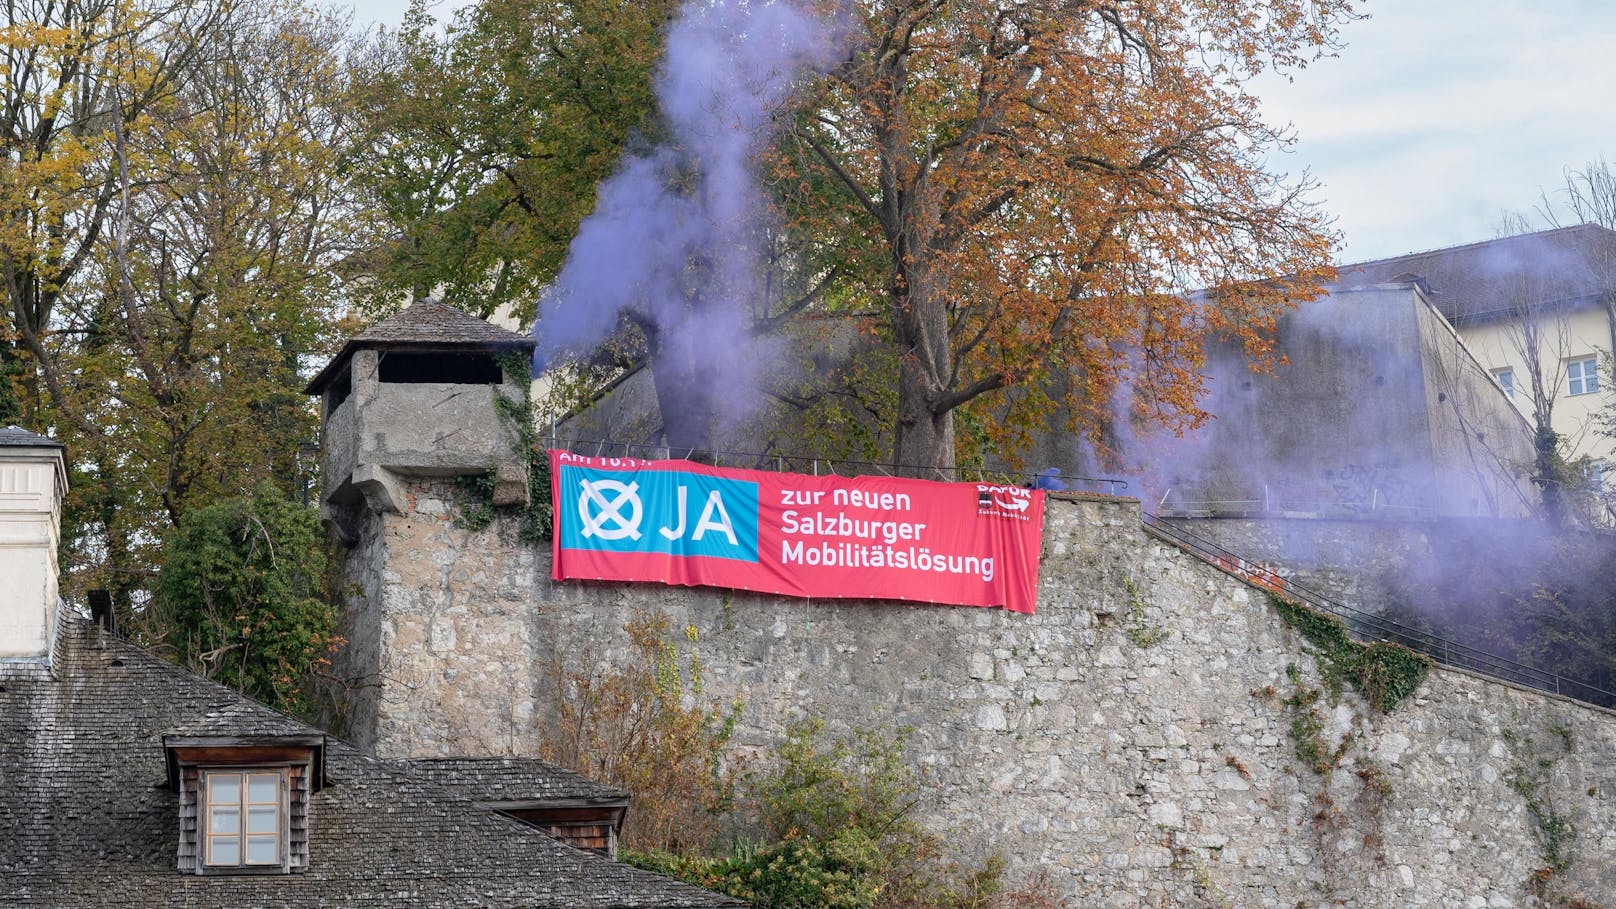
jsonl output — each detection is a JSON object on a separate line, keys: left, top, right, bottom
{"left": 535, "top": 0, "right": 843, "bottom": 439}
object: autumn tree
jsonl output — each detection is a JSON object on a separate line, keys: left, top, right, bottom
{"left": 542, "top": 610, "right": 738, "bottom": 851}
{"left": 75, "top": 2, "right": 364, "bottom": 602}
{"left": 0, "top": 0, "right": 228, "bottom": 422}
{"left": 0, "top": 0, "right": 368, "bottom": 607}
{"left": 351, "top": 0, "right": 676, "bottom": 321}
{"left": 772, "top": 0, "right": 1352, "bottom": 473}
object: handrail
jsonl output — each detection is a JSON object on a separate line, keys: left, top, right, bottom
{"left": 1142, "top": 512, "right": 1616, "bottom": 709}
{"left": 544, "top": 437, "right": 1132, "bottom": 495}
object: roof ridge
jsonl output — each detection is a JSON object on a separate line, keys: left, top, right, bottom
{"left": 0, "top": 424, "right": 64, "bottom": 448}
{"left": 354, "top": 297, "right": 530, "bottom": 344}
{"left": 1342, "top": 223, "right": 1616, "bottom": 270}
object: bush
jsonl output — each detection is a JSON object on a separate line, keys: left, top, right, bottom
{"left": 631, "top": 830, "right": 885, "bottom": 909}
{"left": 758, "top": 717, "right": 923, "bottom": 843}
{"left": 542, "top": 610, "right": 740, "bottom": 851}
{"left": 156, "top": 482, "right": 336, "bottom": 716}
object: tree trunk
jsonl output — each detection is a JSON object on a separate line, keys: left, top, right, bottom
{"left": 889, "top": 261, "right": 957, "bottom": 477}
{"left": 640, "top": 317, "right": 716, "bottom": 462}
{"left": 892, "top": 354, "right": 955, "bottom": 477}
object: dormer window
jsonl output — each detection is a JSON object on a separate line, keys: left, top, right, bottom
{"left": 203, "top": 769, "right": 287, "bottom": 868}
{"left": 162, "top": 728, "right": 324, "bottom": 875}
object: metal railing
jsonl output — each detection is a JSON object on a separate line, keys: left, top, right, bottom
{"left": 1154, "top": 485, "right": 1438, "bottom": 521}
{"left": 1143, "top": 512, "right": 1616, "bottom": 710}
{"left": 546, "top": 437, "right": 1132, "bottom": 496}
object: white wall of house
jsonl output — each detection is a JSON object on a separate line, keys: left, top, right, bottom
{"left": 1458, "top": 306, "right": 1615, "bottom": 470}
{"left": 0, "top": 445, "right": 66, "bottom": 659}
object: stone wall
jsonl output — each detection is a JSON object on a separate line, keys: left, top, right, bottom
{"left": 330, "top": 478, "right": 540, "bottom": 758}
{"left": 338, "top": 485, "right": 1616, "bottom": 906}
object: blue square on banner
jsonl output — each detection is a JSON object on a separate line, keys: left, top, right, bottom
{"left": 559, "top": 465, "right": 760, "bottom": 563}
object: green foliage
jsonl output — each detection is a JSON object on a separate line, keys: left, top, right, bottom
{"left": 448, "top": 351, "right": 554, "bottom": 540}
{"left": 1282, "top": 680, "right": 1333, "bottom": 776}
{"left": 622, "top": 714, "right": 1019, "bottom": 909}
{"left": 452, "top": 471, "right": 498, "bottom": 532}
{"left": 1267, "top": 592, "right": 1431, "bottom": 713}
{"left": 734, "top": 718, "right": 1012, "bottom": 909}
{"left": 1531, "top": 424, "right": 1605, "bottom": 527}
{"left": 628, "top": 832, "right": 886, "bottom": 909}
{"left": 756, "top": 718, "right": 922, "bottom": 844}
{"left": 18, "top": 0, "right": 363, "bottom": 612}
{"left": 494, "top": 350, "right": 555, "bottom": 544}
{"left": 1123, "top": 578, "right": 1168, "bottom": 648}
{"left": 155, "top": 482, "right": 337, "bottom": 717}
{"left": 521, "top": 449, "right": 554, "bottom": 544}
{"left": 352, "top": 0, "right": 674, "bottom": 322}
{"left": 1506, "top": 723, "right": 1579, "bottom": 876}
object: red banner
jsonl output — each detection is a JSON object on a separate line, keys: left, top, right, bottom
{"left": 550, "top": 451, "right": 1045, "bottom": 613}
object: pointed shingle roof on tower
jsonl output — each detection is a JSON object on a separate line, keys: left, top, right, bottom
{"left": 352, "top": 297, "right": 531, "bottom": 347}
{"left": 305, "top": 298, "right": 535, "bottom": 394}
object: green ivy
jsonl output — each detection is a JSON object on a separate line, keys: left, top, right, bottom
{"left": 1283, "top": 679, "right": 1333, "bottom": 775}
{"left": 498, "top": 350, "right": 554, "bottom": 543}
{"left": 452, "top": 471, "right": 497, "bottom": 532}
{"left": 1266, "top": 592, "right": 1431, "bottom": 713}
{"left": 1506, "top": 725, "right": 1580, "bottom": 876}
{"left": 449, "top": 350, "right": 553, "bottom": 541}
{"left": 1124, "top": 578, "right": 1169, "bottom": 648}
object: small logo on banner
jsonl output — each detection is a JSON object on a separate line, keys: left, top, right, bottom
{"left": 976, "top": 484, "right": 1033, "bottom": 521}
{"left": 561, "top": 465, "right": 760, "bottom": 562}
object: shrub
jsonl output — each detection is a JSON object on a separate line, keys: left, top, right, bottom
{"left": 542, "top": 610, "right": 739, "bottom": 851}
{"left": 156, "top": 482, "right": 336, "bottom": 716}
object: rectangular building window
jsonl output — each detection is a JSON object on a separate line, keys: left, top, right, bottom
{"left": 1585, "top": 459, "right": 1611, "bottom": 491}
{"left": 1567, "top": 357, "right": 1600, "bottom": 396}
{"left": 203, "top": 770, "right": 285, "bottom": 868}
{"left": 1492, "top": 367, "right": 1515, "bottom": 399}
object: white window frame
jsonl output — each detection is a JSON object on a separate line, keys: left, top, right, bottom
{"left": 201, "top": 768, "right": 287, "bottom": 870}
{"left": 1567, "top": 356, "right": 1600, "bottom": 396}
{"left": 1492, "top": 367, "right": 1515, "bottom": 400}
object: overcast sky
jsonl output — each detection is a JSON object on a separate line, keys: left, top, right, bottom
{"left": 344, "top": 0, "right": 1616, "bottom": 266}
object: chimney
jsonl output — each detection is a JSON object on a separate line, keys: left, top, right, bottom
{"left": 0, "top": 426, "right": 67, "bottom": 661}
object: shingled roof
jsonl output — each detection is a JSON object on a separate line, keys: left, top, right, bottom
{"left": 0, "top": 621, "right": 741, "bottom": 909}
{"left": 0, "top": 425, "right": 62, "bottom": 449}
{"left": 306, "top": 298, "right": 535, "bottom": 394}
{"left": 1337, "top": 223, "right": 1616, "bottom": 325}
{"left": 397, "top": 757, "right": 629, "bottom": 806}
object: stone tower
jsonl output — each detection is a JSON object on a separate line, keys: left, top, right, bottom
{"left": 308, "top": 300, "right": 542, "bottom": 757}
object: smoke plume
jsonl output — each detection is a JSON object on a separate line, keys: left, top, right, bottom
{"left": 535, "top": 0, "right": 842, "bottom": 450}
{"left": 1069, "top": 238, "right": 1616, "bottom": 704}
